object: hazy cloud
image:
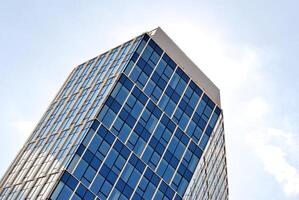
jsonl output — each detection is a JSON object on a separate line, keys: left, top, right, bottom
{"left": 248, "top": 127, "right": 299, "bottom": 197}
{"left": 14, "top": 120, "right": 35, "bottom": 141}
{"left": 167, "top": 22, "right": 299, "bottom": 198}
{"left": 244, "top": 97, "right": 299, "bottom": 197}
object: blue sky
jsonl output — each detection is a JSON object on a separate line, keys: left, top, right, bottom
{"left": 1, "top": 1, "right": 299, "bottom": 199}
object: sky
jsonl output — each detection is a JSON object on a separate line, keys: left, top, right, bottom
{"left": 0, "top": 0, "right": 299, "bottom": 199}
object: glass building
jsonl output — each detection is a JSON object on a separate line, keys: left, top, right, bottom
{"left": 0, "top": 27, "right": 229, "bottom": 200}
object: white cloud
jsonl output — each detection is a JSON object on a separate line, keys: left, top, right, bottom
{"left": 163, "top": 22, "right": 261, "bottom": 93}
{"left": 248, "top": 127, "right": 299, "bottom": 197}
{"left": 14, "top": 120, "right": 35, "bottom": 141}
{"left": 164, "top": 22, "right": 299, "bottom": 198}
{"left": 244, "top": 96, "right": 269, "bottom": 122}
{"left": 243, "top": 97, "right": 299, "bottom": 197}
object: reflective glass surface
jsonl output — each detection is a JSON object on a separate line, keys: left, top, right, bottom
{"left": 49, "top": 36, "right": 223, "bottom": 200}
{"left": 0, "top": 32, "right": 228, "bottom": 200}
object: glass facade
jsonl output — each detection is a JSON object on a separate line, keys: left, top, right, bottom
{"left": 0, "top": 28, "right": 228, "bottom": 200}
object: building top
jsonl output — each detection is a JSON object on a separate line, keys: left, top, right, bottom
{"left": 148, "top": 27, "right": 221, "bottom": 106}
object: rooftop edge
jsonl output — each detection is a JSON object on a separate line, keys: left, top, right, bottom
{"left": 148, "top": 27, "right": 221, "bottom": 107}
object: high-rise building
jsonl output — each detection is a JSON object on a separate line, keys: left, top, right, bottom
{"left": 0, "top": 27, "right": 229, "bottom": 200}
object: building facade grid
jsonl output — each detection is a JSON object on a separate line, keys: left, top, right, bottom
{"left": 0, "top": 28, "right": 229, "bottom": 200}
